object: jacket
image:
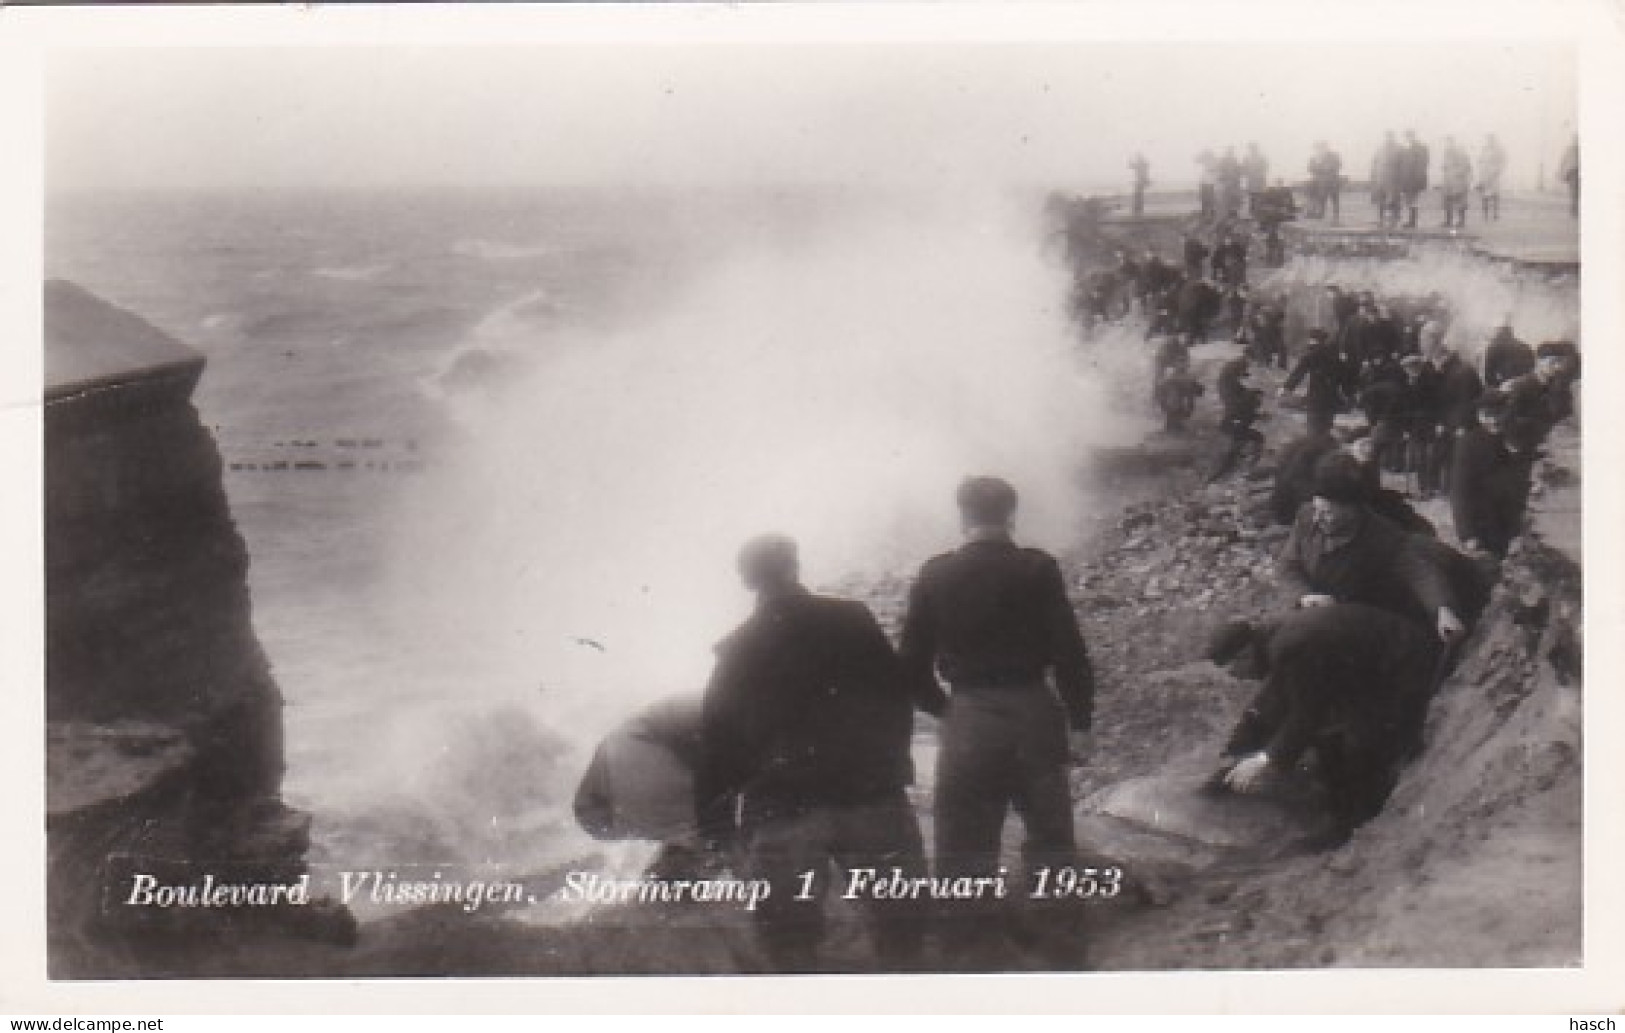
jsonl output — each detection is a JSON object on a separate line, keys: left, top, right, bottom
{"left": 899, "top": 536, "right": 1095, "bottom": 730}
{"left": 1277, "top": 506, "right": 1459, "bottom": 627}
{"left": 697, "top": 587, "right": 914, "bottom": 837}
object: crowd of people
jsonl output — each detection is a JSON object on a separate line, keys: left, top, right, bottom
{"left": 1362, "top": 130, "right": 1509, "bottom": 230}
{"left": 1171, "top": 131, "right": 1556, "bottom": 232}
{"left": 570, "top": 304, "right": 1575, "bottom": 971}
{"left": 565, "top": 166, "right": 1579, "bottom": 975}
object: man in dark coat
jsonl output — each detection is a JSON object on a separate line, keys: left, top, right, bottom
{"left": 1205, "top": 603, "right": 1444, "bottom": 848}
{"left": 899, "top": 477, "right": 1095, "bottom": 964}
{"left": 1398, "top": 130, "right": 1430, "bottom": 229}
{"left": 1129, "top": 153, "right": 1151, "bottom": 218}
{"left": 1367, "top": 304, "right": 1406, "bottom": 368}
{"left": 1308, "top": 141, "right": 1344, "bottom": 223}
{"left": 1281, "top": 329, "right": 1353, "bottom": 426}
{"left": 1558, "top": 135, "right": 1579, "bottom": 218}
{"left": 1502, "top": 342, "right": 1580, "bottom": 451}
{"left": 1332, "top": 286, "right": 1361, "bottom": 337}
{"left": 1428, "top": 344, "right": 1484, "bottom": 492}
{"left": 1336, "top": 297, "right": 1380, "bottom": 368}
{"left": 1356, "top": 373, "right": 1406, "bottom": 472}
{"left": 1176, "top": 277, "right": 1223, "bottom": 346}
{"left": 1277, "top": 452, "right": 1476, "bottom": 639}
{"left": 1212, "top": 233, "right": 1249, "bottom": 289}
{"left": 1184, "top": 235, "right": 1212, "bottom": 279}
{"left": 1451, "top": 390, "right": 1536, "bottom": 559}
{"left": 1396, "top": 353, "right": 1444, "bottom": 494}
{"left": 1245, "top": 298, "right": 1288, "bottom": 369}
{"left": 1140, "top": 250, "right": 1181, "bottom": 308}
{"left": 1371, "top": 132, "right": 1404, "bottom": 228}
{"left": 698, "top": 535, "right": 928, "bottom": 970}
{"left": 1210, "top": 357, "right": 1265, "bottom": 482}
{"left": 1269, "top": 410, "right": 1341, "bottom": 526}
{"left": 1217, "top": 147, "right": 1245, "bottom": 218}
{"left": 1482, "top": 323, "right": 1535, "bottom": 389}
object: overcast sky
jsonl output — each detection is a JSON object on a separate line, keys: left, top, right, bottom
{"left": 48, "top": 42, "right": 1574, "bottom": 194}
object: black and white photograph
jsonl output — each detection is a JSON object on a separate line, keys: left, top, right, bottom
{"left": 5, "top": 0, "right": 1624, "bottom": 1014}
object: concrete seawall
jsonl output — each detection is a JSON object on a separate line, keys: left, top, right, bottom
{"left": 44, "top": 280, "right": 352, "bottom": 975}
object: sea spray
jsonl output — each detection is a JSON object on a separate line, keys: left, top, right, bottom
{"left": 366, "top": 197, "right": 1147, "bottom": 839}
{"left": 1259, "top": 243, "right": 1579, "bottom": 356}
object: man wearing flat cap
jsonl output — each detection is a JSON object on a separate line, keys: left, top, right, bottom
{"left": 697, "top": 534, "right": 928, "bottom": 971}
{"left": 899, "top": 476, "right": 1096, "bottom": 965}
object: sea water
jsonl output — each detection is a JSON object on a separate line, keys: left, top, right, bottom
{"left": 46, "top": 185, "right": 1145, "bottom": 906}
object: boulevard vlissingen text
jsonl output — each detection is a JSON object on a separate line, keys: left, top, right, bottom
{"left": 121, "top": 865, "right": 1125, "bottom": 915}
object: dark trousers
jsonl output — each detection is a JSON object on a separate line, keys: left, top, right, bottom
{"left": 1430, "top": 429, "right": 1458, "bottom": 494}
{"left": 933, "top": 684, "right": 1080, "bottom": 963}
{"left": 1405, "top": 429, "right": 1441, "bottom": 494}
{"left": 1315, "top": 726, "right": 1409, "bottom": 828}
{"left": 934, "top": 683, "right": 1076, "bottom": 911}
{"left": 1442, "top": 191, "right": 1469, "bottom": 228}
{"left": 1225, "top": 639, "right": 1435, "bottom": 833}
{"left": 741, "top": 791, "right": 928, "bottom": 970}
{"left": 1211, "top": 423, "right": 1264, "bottom": 482}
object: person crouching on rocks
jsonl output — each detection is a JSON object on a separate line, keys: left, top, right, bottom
{"left": 1277, "top": 450, "right": 1478, "bottom": 643}
{"left": 1153, "top": 346, "right": 1204, "bottom": 433}
{"left": 1203, "top": 603, "right": 1446, "bottom": 850}
{"left": 1208, "top": 357, "right": 1265, "bottom": 483}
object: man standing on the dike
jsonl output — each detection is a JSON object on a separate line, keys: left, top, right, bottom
{"left": 696, "top": 534, "right": 929, "bottom": 973}
{"left": 1398, "top": 130, "right": 1431, "bottom": 230}
{"left": 1371, "top": 131, "right": 1404, "bottom": 228}
{"left": 1308, "top": 140, "right": 1344, "bottom": 224}
{"left": 1476, "top": 133, "right": 1507, "bottom": 222}
{"left": 1129, "top": 152, "right": 1151, "bottom": 218}
{"left": 1558, "top": 134, "right": 1580, "bottom": 218}
{"left": 899, "top": 476, "right": 1096, "bottom": 968}
{"left": 1438, "top": 136, "right": 1473, "bottom": 230}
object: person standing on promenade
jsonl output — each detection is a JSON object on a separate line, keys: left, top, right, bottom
{"left": 1438, "top": 137, "right": 1473, "bottom": 230}
{"left": 1558, "top": 135, "right": 1580, "bottom": 218}
{"left": 1308, "top": 141, "right": 1344, "bottom": 224}
{"left": 1371, "top": 132, "right": 1404, "bottom": 228}
{"left": 1242, "top": 142, "right": 1269, "bottom": 215}
{"left": 1398, "top": 130, "right": 1430, "bottom": 230}
{"left": 1476, "top": 134, "right": 1506, "bottom": 222}
{"left": 1130, "top": 153, "right": 1151, "bottom": 218}
{"left": 1197, "top": 150, "right": 1219, "bottom": 220}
